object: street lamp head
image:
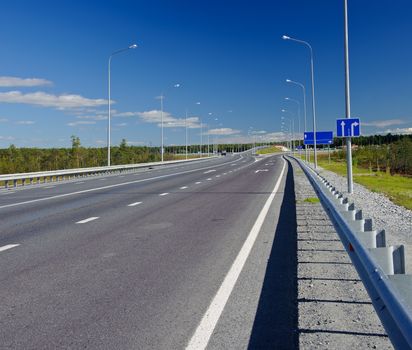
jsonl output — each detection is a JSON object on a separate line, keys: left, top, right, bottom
{"left": 129, "top": 44, "right": 138, "bottom": 49}
{"left": 285, "top": 97, "right": 290, "bottom": 100}
{"left": 281, "top": 109, "right": 286, "bottom": 112}
{"left": 286, "top": 79, "right": 291, "bottom": 83}
{"left": 174, "top": 83, "right": 181, "bottom": 88}
{"left": 282, "top": 35, "right": 290, "bottom": 40}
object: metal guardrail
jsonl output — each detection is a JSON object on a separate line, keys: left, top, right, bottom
{"left": 0, "top": 157, "right": 214, "bottom": 189}
{"left": 292, "top": 156, "right": 412, "bottom": 350}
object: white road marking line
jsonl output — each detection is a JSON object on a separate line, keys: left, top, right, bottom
{"left": 195, "top": 182, "right": 202, "bottom": 184}
{"left": 75, "top": 182, "right": 85, "bottom": 184}
{"left": 223, "top": 173, "right": 227, "bottom": 175}
{"left": 255, "top": 169, "right": 269, "bottom": 173}
{"left": 2, "top": 191, "right": 16, "bottom": 195}
{"left": 0, "top": 157, "right": 244, "bottom": 210}
{"left": 206, "top": 178, "right": 212, "bottom": 181}
{"left": 76, "top": 217, "right": 99, "bottom": 224}
{"left": 0, "top": 244, "right": 20, "bottom": 252}
{"left": 186, "top": 158, "right": 286, "bottom": 350}
{"left": 159, "top": 192, "right": 169, "bottom": 196}
{"left": 203, "top": 169, "right": 216, "bottom": 174}
{"left": 180, "top": 186, "right": 188, "bottom": 189}
{"left": 44, "top": 186, "right": 56, "bottom": 189}
{"left": 215, "top": 175, "right": 221, "bottom": 178}
{"left": 128, "top": 201, "right": 142, "bottom": 207}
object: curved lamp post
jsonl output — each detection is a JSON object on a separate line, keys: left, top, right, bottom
{"left": 282, "top": 35, "right": 318, "bottom": 168}
{"left": 107, "top": 44, "right": 137, "bottom": 166}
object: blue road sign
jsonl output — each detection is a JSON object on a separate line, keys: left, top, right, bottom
{"left": 336, "top": 118, "right": 360, "bottom": 137}
{"left": 304, "top": 131, "right": 333, "bottom": 145}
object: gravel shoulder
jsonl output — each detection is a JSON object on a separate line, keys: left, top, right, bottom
{"left": 314, "top": 163, "right": 412, "bottom": 273}
{"left": 291, "top": 158, "right": 393, "bottom": 349}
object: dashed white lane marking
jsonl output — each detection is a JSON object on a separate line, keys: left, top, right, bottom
{"left": 128, "top": 201, "right": 142, "bottom": 207}
{"left": 159, "top": 193, "right": 169, "bottom": 196}
{"left": 195, "top": 182, "right": 202, "bottom": 184}
{"left": 99, "top": 178, "right": 107, "bottom": 181}
{"left": 215, "top": 175, "right": 221, "bottom": 178}
{"left": 186, "top": 158, "right": 286, "bottom": 350}
{"left": 0, "top": 156, "right": 244, "bottom": 211}
{"left": 204, "top": 170, "right": 216, "bottom": 174}
{"left": 44, "top": 186, "right": 56, "bottom": 189}
{"left": 75, "top": 182, "right": 85, "bottom": 185}
{"left": 206, "top": 178, "right": 212, "bottom": 181}
{"left": 76, "top": 217, "right": 99, "bottom": 224}
{"left": 2, "top": 191, "right": 16, "bottom": 195}
{"left": 0, "top": 244, "right": 20, "bottom": 253}
{"left": 223, "top": 173, "right": 227, "bottom": 175}
{"left": 180, "top": 186, "right": 188, "bottom": 189}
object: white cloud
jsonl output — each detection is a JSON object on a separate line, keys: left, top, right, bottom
{"left": 382, "top": 127, "right": 412, "bottom": 135}
{"left": 67, "top": 120, "right": 96, "bottom": 127}
{"left": 251, "top": 130, "right": 267, "bottom": 135}
{"left": 0, "top": 91, "right": 108, "bottom": 109}
{"left": 16, "top": 120, "right": 35, "bottom": 125}
{"left": 138, "top": 110, "right": 175, "bottom": 124}
{"left": 0, "top": 76, "right": 52, "bottom": 87}
{"left": 0, "top": 135, "right": 15, "bottom": 140}
{"left": 206, "top": 128, "right": 240, "bottom": 136}
{"left": 76, "top": 115, "right": 107, "bottom": 121}
{"left": 0, "top": 118, "right": 8, "bottom": 122}
{"left": 113, "top": 111, "right": 139, "bottom": 118}
{"left": 363, "top": 119, "right": 406, "bottom": 128}
{"left": 116, "top": 123, "right": 128, "bottom": 127}
{"left": 137, "top": 110, "right": 201, "bottom": 129}
{"left": 127, "top": 141, "right": 145, "bottom": 145}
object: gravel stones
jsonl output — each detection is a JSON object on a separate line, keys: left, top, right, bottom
{"left": 291, "top": 159, "right": 393, "bottom": 349}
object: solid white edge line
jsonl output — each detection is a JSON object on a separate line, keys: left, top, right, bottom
{"left": 0, "top": 244, "right": 20, "bottom": 252}
{"left": 128, "top": 201, "right": 142, "bottom": 207}
{"left": 186, "top": 157, "right": 287, "bottom": 350}
{"left": 159, "top": 193, "right": 169, "bottom": 196}
{"left": 195, "top": 182, "right": 202, "bottom": 184}
{"left": 76, "top": 217, "right": 99, "bottom": 224}
{"left": 180, "top": 186, "right": 188, "bottom": 189}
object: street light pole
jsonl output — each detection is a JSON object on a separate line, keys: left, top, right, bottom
{"left": 185, "top": 108, "right": 188, "bottom": 160}
{"left": 285, "top": 97, "right": 301, "bottom": 154}
{"left": 159, "top": 94, "right": 164, "bottom": 162}
{"left": 107, "top": 44, "right": 137, "bottom": 166}
{"left": 283, "top": 35, "right": 318, "bottom": 168}
{"left": 282, "top": 109, "right": 295, "bottom": 156}
{"left": 344, "top": 0, "right": 354, "bottom": 193}
{"left": 286, "top": 79, "right": 308, "bottom": 161}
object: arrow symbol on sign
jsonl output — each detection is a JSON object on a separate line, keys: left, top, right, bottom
{"left": 255, "top": 169, "right": 269, "bottom": 173}
{"left": 351, "top": 121, "right": 359, "bottom": 137}
{"left": 340, "top": 120, "right": 345, "bottom": 136}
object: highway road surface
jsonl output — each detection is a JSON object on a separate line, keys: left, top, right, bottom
{"left": 0, "top": 152, "right": 298, "bottom": 349}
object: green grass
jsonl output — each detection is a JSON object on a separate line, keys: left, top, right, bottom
{"left": 304, "top": 197, "right": 320, "bottom": 203}
{"left": 302, "top": 153, "right": 412, "bottom": 210}
{"left": 256, "top": 146, "right": 282, "bottom": 155}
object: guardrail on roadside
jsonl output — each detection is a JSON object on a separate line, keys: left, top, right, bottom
{"left": 0, "top": 157, "right": 215, "bottom": 189}
{"left": 291, "top": 156, "right": 412, "bottom": 350}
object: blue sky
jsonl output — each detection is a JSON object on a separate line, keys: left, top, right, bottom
{"left": 0, "top": 0, "right": 411, "bottom": 148}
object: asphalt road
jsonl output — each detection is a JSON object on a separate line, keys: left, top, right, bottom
{"left": 0, "top": 152, "right": 296, "bottom": 349}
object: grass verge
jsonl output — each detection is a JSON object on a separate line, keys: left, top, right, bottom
{"left": 298, "top": 153, "right": 412, "bottom": 210}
